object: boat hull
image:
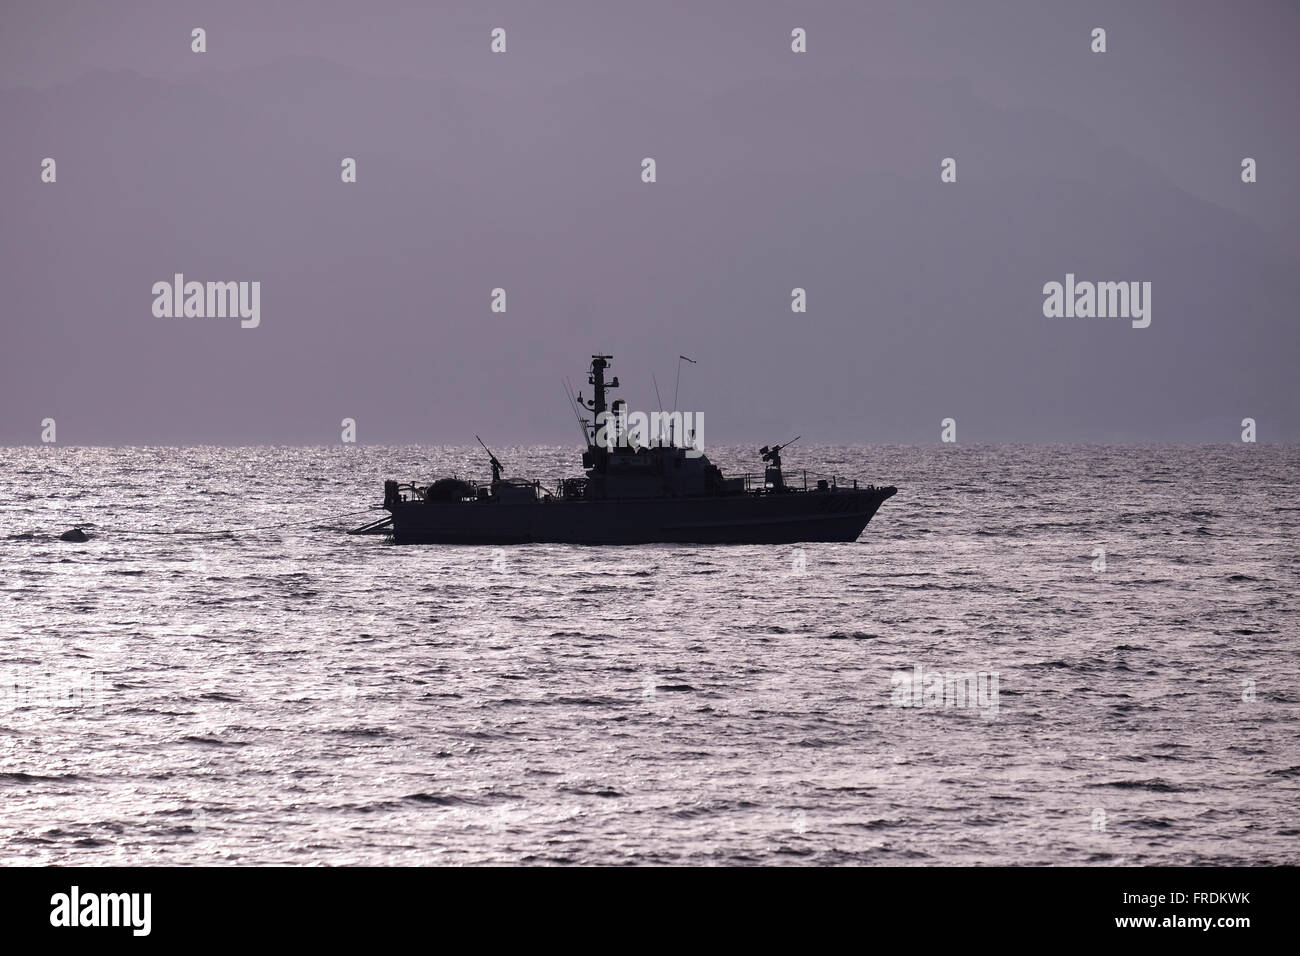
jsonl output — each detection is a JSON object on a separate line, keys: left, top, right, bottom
{"left": 387, "top": 486, "right": 896, "bottom": 545}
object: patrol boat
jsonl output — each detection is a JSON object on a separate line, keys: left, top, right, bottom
{"left": 362, "top": 354, "right": 896, "bottom": 544}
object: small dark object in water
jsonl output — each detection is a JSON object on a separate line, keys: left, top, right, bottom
{"left": 59, "top": 528, "right": 90, "bottom": 542}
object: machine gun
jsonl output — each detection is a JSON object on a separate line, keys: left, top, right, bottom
{"left": 759, "top": 436, "right": 800, "bottom": 491}
{"left": 476, "top": 435, "right": 504, "bottom": 483}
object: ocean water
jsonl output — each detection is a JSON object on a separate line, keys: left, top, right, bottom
{"left": 0, "top": 443, "right": 1296, "bottom": 866}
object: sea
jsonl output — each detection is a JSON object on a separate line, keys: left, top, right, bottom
{"left": 1, "top": 443, "right": 1296, "bottom": 865}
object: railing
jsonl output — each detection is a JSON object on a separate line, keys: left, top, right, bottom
{"left": 733, "top": 471, "right": 860, "bottom": 493}
{"left": 390, "top": 472, "right": 876, "bottom": 505}
{"left": 392, "top": 478, "right": 558, "bottom": 505}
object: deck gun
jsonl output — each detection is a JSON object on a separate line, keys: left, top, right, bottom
{"left": 476, "top": 435, "right": 504, "bottom": 483}
{"left": 759, "top": 436, "right": 800, "bottom": 491}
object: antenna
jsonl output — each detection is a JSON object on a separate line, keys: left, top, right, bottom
{"left": 652, "top": 372, "right": 665, "bottom": 445}
{"left": 673, "top": 354, "right": 696, "bottom": 446}
{"left": 562, "top": 378, "right": 590, "bottom": 446}
{"left": 673, "top": 354, "right": 696, "bottom": 411}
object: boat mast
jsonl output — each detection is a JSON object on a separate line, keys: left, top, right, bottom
{"left": 589, "top": 354, "right": 613, "bottom": 427}
{"left": 580, "top": 354, "right": 617, "bottom": 471}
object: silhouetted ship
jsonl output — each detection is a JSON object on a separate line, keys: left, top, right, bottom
{"left": 360, "top": 354, "right": 896, "bottom": 544}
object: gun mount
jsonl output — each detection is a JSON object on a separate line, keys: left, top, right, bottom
{"left": 476, "top": 435, "right": 504, "bottom": 484}
{"left": 759, "top": 436, "right": 800, "bottom": 491}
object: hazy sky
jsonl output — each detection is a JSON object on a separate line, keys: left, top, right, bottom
{"left": 2, "top": 0, "right": 1297, "bottom": 444}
